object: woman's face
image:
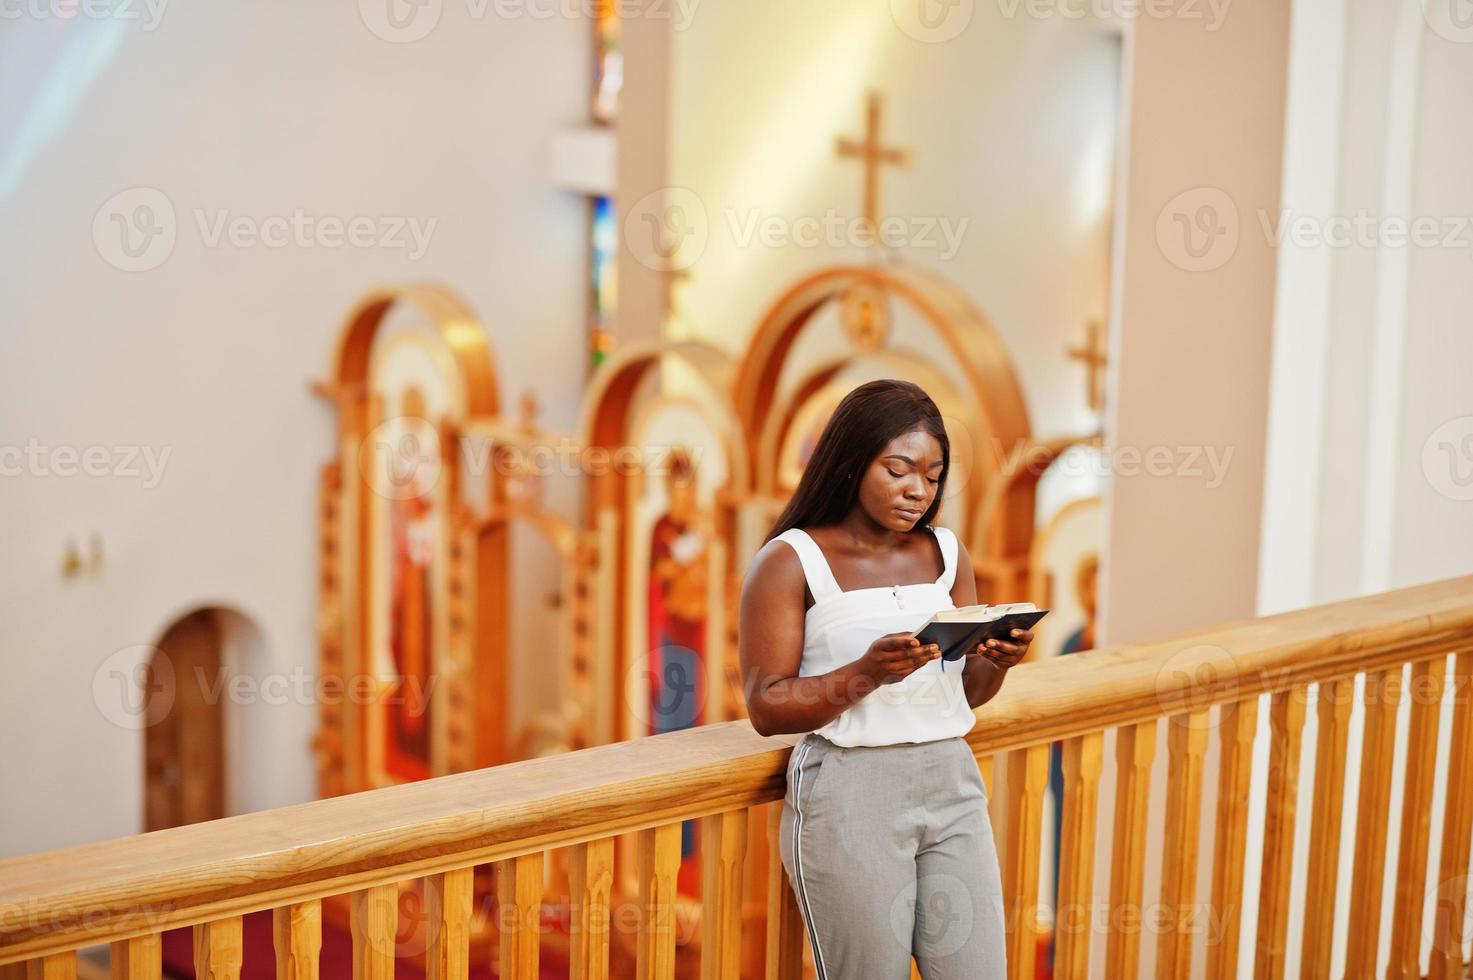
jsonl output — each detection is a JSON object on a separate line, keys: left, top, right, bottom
{"left": 858, "top": 427, "right": 944, "bottom": 530}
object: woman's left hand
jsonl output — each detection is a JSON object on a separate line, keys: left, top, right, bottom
{"left": 965, "top": 628, "right": 1034, "bottom": 670}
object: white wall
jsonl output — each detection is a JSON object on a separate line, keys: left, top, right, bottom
{"left": 1260, "top": 0, "right": 1473, "bottom": 613}
{"left": 665, "top": 0, "right": 1121, "bottom": 442}
{"left": 0, "top": 2, "right": 588, "bottom": 859}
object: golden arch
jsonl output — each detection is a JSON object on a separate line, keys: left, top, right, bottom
{"left": 732, "top": 263, "right": 1032, "bottom": 510}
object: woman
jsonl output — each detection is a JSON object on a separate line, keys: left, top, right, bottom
{"left": 739, "top": 379, "right": 1032, "bottom": 979}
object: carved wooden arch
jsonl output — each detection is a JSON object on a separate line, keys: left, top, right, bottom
{"left": 733, "top": 263, "right": 1032, "bottom": 508}
{"left": 576, "top": 340, "right": 748, "bottom": 743}
{"left": 314, "top": 284, "right": 506, "bottom": 799}
{"left": 971, "top": 433, "right": 1103, "bottom": 605}
{"left": 328, "top": 282, "right": 500, "bottom": 422}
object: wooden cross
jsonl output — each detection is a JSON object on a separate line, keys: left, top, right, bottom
{"left": 1067, "top": 320, "right": 1108, "bottom": 412}
{"left": 835, "top": 91, "right": 911, "bottom": 234}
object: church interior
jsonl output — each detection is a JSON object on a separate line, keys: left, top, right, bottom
{"left": 2, "top": 1, "right": 1471, "bottom": 979}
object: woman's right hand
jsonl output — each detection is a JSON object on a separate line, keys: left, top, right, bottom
{"left": 860, "top": 631, "right": 941, "bottom": 685}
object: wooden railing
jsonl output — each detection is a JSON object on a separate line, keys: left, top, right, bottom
{"left": 1, "top": 576, "right": 1470, "bottom": 980}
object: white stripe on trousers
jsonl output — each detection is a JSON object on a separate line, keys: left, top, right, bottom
{"left": 791, "top": 738, "right": 830, "bottom": 980}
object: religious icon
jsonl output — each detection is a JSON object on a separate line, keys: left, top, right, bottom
{"left": 645, "top": 447, "right": 709, "bottom": 892}
{"left": 840, "top": 281, "right": 891, "bottom": 352}
{"left": 384, "top": 386, "right": 439, "bottom": 783}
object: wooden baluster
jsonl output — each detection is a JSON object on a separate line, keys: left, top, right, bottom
{"left": 1, "top": 964, "right": 25, "bottom": 980}
{"left": 1429, "top": 651, "right": 1473, "bottom": 980}
{"left": 701, "top": 809, "right": 748, "bottom": 980}
{"left": 425, "top": 869, "right": 472, "bottom": 980}
{"left": 1388, "top": 656, "right": 1448, "bottom": 978}
{"left": 1157, "top": 711, "right": 1209, "bottom": 980}
{"left": 570, "top": 838, "right": 615, "bottom": 980}
{"left": 1106, "top": 719, "right": 1157, "bottom": 980}
{"left": 1300, "top": 677, "right": 1353, "bottom": 979}
{"left": 1003, "top": 744, "right": 1048, "bottom": 980}
{"left": 1056, "top": 731, "right": 1103, "bottom": 980}
{"left": 978, "top": 755, "right": 995, "bottom": 802}
{"left": 636, "top": 823, "right": 681, "bottom": 980}
{"left": 1206, "top": 696, "right": 1257, "bottom": 980}
{"left": 24, "top": 953, "right": 75, "bottom": 980}
{"left": 110, "top": 934, "right": 161, "bottom": 980}
{"left": 273, "top": 901, "right": 321, "bottom": 980}
{"left": 764, "top": 801, "right": 804, "bottom": 980}
{"left": 1254, "top": 686, "right": 1307, "bottom": 979}
{"left": 1346, "top": 666, "right": 1404, "bottom": 976}
{"left": 498, "top": 853, "right": 544, "bottom": 980}
{"left": 194, "top": 917, "right": 244, "bottom": 980}
{"left": 351, "top": 884, "right": 398, "bottom": 980}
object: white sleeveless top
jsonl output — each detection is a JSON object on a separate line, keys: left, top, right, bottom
{"left": 774, "top": 525, "right": 978, "bottom": 747}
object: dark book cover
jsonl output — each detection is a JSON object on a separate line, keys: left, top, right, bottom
{"left": 915, "top": 607, "right": 1050, "bottom": 662}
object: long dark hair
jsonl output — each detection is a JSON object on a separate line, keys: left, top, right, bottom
{"left": 764, "top": 379, "right": 950, "bottom": 543}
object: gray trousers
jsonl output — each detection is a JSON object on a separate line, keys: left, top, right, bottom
{"left": 779, "top": 732, "right": 1008, "bottom": 980}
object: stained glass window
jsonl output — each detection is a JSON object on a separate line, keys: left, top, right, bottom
{"left": 592, "top": 0, "right": 622, "bottom": 125}
{"left": 590, "top": 195, "right": 617, "bottom": 369}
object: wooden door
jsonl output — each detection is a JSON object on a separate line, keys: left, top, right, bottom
{"left": 144, "top": 610, "right": 225, "bottom": 830}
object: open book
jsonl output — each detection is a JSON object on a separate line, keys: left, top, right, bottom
{"left": 914, "top": 602, "right": 1050, "bottom": 664}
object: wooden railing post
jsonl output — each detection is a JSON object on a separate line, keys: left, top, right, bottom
{"left": 1157, "top": 711, "right": 1209, "bottom": 979}
{"left": 1055, "top": 732, "right": 1102, "bottom": 980}
{"left": 570, "top": 839, "right": 615, "bottom": 980}
{"left": 1206, "top": 696, "right": 1256, "bottom": 980}
{"left": 1300, "top": 677, "right": 1353, "bottom": 979}
{"left": 272, "top": 901, "right": 321, "bottom": 980}
{"left": 700, "top": 809, "right": 748, "bottom": 980}
{"left": 1429, "top": 651, "right": 1473, "bottom": 980}
{"left": 635, "top": 824, "right": 681, "bottom": 980}
{"left": 1254, "top": 686, "right": 1308, "bottom": 979}
{"left": 193, "top": 918, "right": 243, "bottom": 980}
{"left": 1346, "top": 666, "right": 1403, "bottom": 976}
{"left": 1388, "top": 656, "right": 1448, "bottom": 978}
{"left": 350, "top": 885, "right": 397, "bottom": 980}
{"left": 764, "top": 802, "right": 804, "bottom": 980}
{"left": 1106, "top": 719, "right": 1157, "bottom": 980}
{"left": 497, "top": 853, "right": 544, "bottom": 980}
{"left": 424, "top": 870, "right": 471, "bottom": 980}
{"left": 110, "top": 934, "right": 160, "bottom": 980}
{"left": 24, "top": 953, "right": 74, "bottom": 980}
{"left": 1003, "top": 744, "right": 1048, "bottom": 980}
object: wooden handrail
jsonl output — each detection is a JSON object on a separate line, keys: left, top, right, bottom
{"left": 1, "top": 574, "right": 1469, "bottom": 967}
